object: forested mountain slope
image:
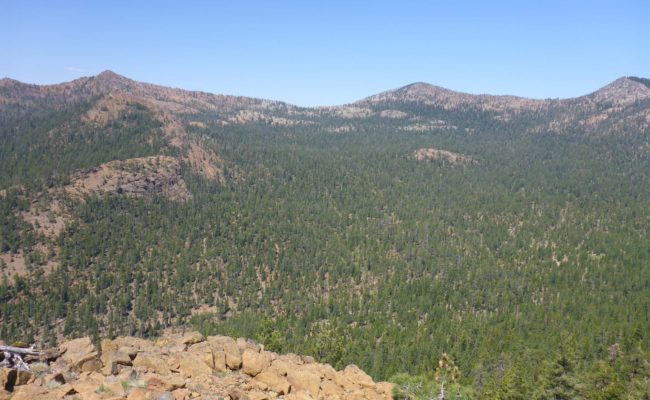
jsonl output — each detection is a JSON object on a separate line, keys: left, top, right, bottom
{"left": 1, "top": 72, "right": 648, "bottom": 398}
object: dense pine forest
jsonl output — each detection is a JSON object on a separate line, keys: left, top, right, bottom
{"left": 0, "top": 72, "right": 648, "bottom": 398}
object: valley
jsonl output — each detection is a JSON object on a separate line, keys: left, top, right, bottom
{"left": 0, "top": 72, "right": 648, "bottom": 398}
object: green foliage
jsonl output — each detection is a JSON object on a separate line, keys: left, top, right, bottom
{"left": 583, "top": 361, "right": 625, "bottom": 400}
{"left": 0, "top": 99, "right": 166, "bottom": 189}
{"left": 255, "top": 315, "right": 283, "bottom": 353}
{"left": 305, "top": 320, "right": 349, "bottom": 370}
{"left": 535, "top": 350, "right": 584, "bottom": 400}
{"left": 189, "top": 313, "right": 220, "bottom": 337}
{"left": 391, "top": 373, "right": 474, "bottom": 400}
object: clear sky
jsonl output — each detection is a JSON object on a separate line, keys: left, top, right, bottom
{"left": 2, "top": 0, "right": 649, "bottom": 106}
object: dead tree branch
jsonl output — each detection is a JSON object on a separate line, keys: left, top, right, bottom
{"left": 0, "top": 345, "right": 44, "bottom": 372}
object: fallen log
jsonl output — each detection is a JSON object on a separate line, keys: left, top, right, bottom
{"left": 0, "top": 345, "right": 42, "bottom": 356}
{"left": 0, "top": 345, "right": 43, "bottom": 372}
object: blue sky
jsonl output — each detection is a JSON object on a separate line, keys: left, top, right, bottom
{"left": 2, "top": 0, "right": 649, "bottom": 106}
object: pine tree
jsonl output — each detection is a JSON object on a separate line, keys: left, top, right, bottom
{"left": 536, "top": 350, "right": 583, "bottom": 400}
{"left": 584, "top": 361, "right": 624, "bottom": 400}
{"left": 255, "top": 314, "right": 283, "bottom": 353}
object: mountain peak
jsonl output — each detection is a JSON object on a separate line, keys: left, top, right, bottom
{"left": 96, "top": 69, "right": 123, "bottom": 79}
{"left": 357, "top": 81, "right": 466, "bottom": 106}
{"left": 398, "top": 82, "right": 457, "bottom": 97}
{"left": 92, "top": 70, "right": 138, "bottom": 92}
{"left": 588, "top": 76, "right": 650, "bottom": 103}
{"left": 0, "top": 77, "right": 24, "bottom": 87}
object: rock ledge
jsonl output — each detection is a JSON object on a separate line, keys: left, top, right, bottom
{"left": 0, "top": 333, "right": 393, "bottom": 400}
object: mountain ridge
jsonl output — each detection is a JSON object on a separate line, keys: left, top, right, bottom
{"left": 3, "top": 70, "right": 649, "bottom": 109}
{"left": 0, "top": 68, "right": 648, "bottom": 398}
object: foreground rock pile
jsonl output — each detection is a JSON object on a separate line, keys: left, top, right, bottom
{"left": 0, "top": 333, "right": 393, "bottom": 400}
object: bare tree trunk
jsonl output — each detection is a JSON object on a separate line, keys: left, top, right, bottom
{"left": 0, "top": 345, "right": 43, "bottom": 372}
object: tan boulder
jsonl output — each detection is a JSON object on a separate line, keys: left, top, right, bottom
{"left": 133, "top": 352, "right": 171, "bottom": 375}
{"left": 81, "top": 358, "right": 103, "bottom": 372}
{"left": 155, "top": 337, "right": 173, "bottom": 347}
{"left": 114, "top": 336, "right": 155, "bottom": 354}
{"left": 247, "top": 389, "right": 274, "bottom": 400}
{"left": 42, "top": 347, "right": 64, "bottom": 362}
{"left": 178, "top": 353, "right": 213, "bottom": 378}
{"left": 213, "top": 349, "right": 227, "bottom": 372}
{"left": 156, "top": 336, "right": 187, "bottom": 355}
{"left": 228, "top": 388, "right": 250, "bottom": 400}
{"left": 278, "top": 353, "right": 304, "bottom": 365}
{"left": 303, "top": 362, "right": 336, "bottom": 380}
{"left": 284, "top": 390, "right": 315, "bottom": 400}
{"left": 172, "top": 388, "right": 191, "bottom": 400}
{"left": 59, "top": 336, "right": 99, "bottom": 371}
{"left": 188, "top": 341, "right": 215, "bottom": 369}
{"left": 361, "top": 388, "right": 389, "bottom": 400}
{"left": 115, "top": 366, "right": 139, "bottom": 382}
{"left": 269, "top": 358, "right": 297, "bottom": 376}
{"left": 0, "top": 334, "right": 387, "bottom": 400}
{"left": 52, "top": 383, "right": 80, "bottom": 399}
{"left": 146, "top": 373, "right": 186, "bottom": 392}
{"left": 166, "top": 352, "right": 182, "bottom": 371}
{"left": 96, "top": 376, "right": 129, "bottom": 397}
{"left": 48, "top": 355, "right": 69, "bottom": 375}
{"left": 332, "top": 371, "right": 355, "bottom": 391}
{"left": 320, "top": 379, "right": 346, "bottom": 398}
{"left": 126, "top": 387, "right": 148, "bottom": 400}
{"left": 167, "top": 343, "right": 190, "bottom": 355}
{"left": 16, "top": 370, "right": 33, "bottom": 386}
{"left": 0, "top": 368, "right": 12, "bottom": 389}
{"left": 172, "top": 388, "right": 190, "bottom": 400}
{"left": 251, "top": 378, "right": 268, "bottom": 391}
{"left": 70, "top": 371, "right": 105, "bottom": 398}
{"left": 1, "top": 368, "right": 35, "bottom": 389}
{"left": 43, "top": 371, "right": 66, "bottom": 387}
{"left": 254, "top": 368, "right": 291, "bottom": 394}
{"left": 180, "top": 331, "right": 205, "bottom": 346}
{"left": 101, "top": 338, "right": 118, "bottom": 353}
{"left": 118, "top": 345, "right": 140, "bottom": 359}
{"left": 100, "top": 350, "right": 133, "bottom": 375}
{"left": 242, "top": 349, "right": 272, "bottom": 377}
{"left": 207, "top": 335, "right": 242, "bottom": 370}
{"left": 9, "top": 385, "right": 51, "bottom": 400}
{"left": 287, "top": 369, "right": 321, "bottom": 397}
{"left": 376, "top": 381, "right": 395, "bottom": 396}
{"left": 237, "top": 337, "right": 262, "bottom": 353}
{"left": 342, "top": 364, "right": 375, "bottom": 388}
{"left": 343, "top": 389, "right": 371, "bottom": 400}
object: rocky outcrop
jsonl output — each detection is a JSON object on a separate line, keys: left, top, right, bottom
{"left": 65, "top": 155, "right": 192, "bottom": 202}
{"left": 0, "top": 333, "right": 393, "bottom": 399}
{"left": 413, "top": 148, "right": 477, "bottom": 165}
